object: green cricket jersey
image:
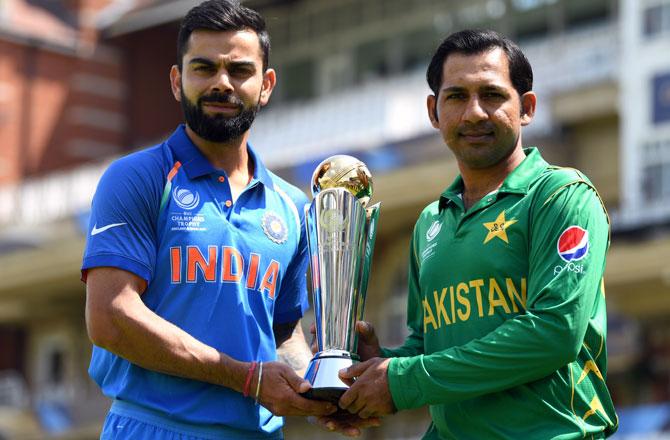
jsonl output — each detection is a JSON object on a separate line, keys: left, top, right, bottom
{"left": 383, "top": 148, "right": 617, "bottom": 439}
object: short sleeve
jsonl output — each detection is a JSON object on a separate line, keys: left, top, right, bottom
{"left": 272, "top": 194, "right": 310, "bottom": 324}
{"left": 82, "top": 152, "right": 165, "bottom": 283}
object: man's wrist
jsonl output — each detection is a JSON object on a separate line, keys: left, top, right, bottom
{"left": 218, "top": 354, "right": 250, "bottom": 393}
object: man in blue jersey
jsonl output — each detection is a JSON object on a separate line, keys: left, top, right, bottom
{"left": 82, "top": 1, "right": 336, "bottom": 439}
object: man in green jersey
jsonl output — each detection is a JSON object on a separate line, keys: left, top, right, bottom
{"left": 319, "top": 29, "right": 618, "bottom": 439}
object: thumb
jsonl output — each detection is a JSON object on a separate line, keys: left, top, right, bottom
{"left": 285, "top": 368, "right": 312, "bottom": 394}
{"left": 356, "top": 321, "right": 377, "bottom": 343}
{"left": 339, "top": 360, "right": 369, "bottom": 380}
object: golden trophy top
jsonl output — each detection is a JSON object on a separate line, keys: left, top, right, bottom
{"left": 311, "top": 155, "right": 373, "bottom": 207}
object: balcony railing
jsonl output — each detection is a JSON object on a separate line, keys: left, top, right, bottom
{"left": 250, "top": 22, "right": 619, "bottom": 165}
{"left": 0, "top": 23, "right": 619, "bottom": 230}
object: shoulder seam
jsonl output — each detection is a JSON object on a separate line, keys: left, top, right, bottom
{"left": 542, "top": 179, "right": 611, "bottom": 245}
{"left": 274, "top": 185, "right": 302, "bottom": 244}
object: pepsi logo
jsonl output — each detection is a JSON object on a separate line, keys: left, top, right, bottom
{"left": 557, "top": 226, "right": 589, "bottom": 262}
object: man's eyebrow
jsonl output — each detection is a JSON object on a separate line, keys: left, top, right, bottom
{"left": 188, "top": 57, "right": 216, "bottom": 66}
{"left": 226, "top": 60, "right": 257, "bottom": 69}
{"left": 480, "top": 84, "right": 507, "bottom": 92}
{"left": 441, "top": 86, "right": 466, "bottom": 93}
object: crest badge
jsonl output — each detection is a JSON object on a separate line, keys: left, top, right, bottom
{"left": 262, "top": 211, "right": 288, "bottom": 244}
{"left": 426, "top": 221, "right": 442, "bottom": 242}
{"left": 172, "top": 186, "right": 200, "bottom": 210}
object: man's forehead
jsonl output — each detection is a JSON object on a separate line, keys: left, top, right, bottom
{"left": 185, "top": 29, "right": 262, "bottom": 63}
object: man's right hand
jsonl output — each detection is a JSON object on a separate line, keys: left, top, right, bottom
{"left": 309, "top": 321, "right": 382, "bottom": 361}
{"left": 309, "top": 413, "right": 382, "bottom": 437}
{"left": 254, "top": 361, "right": 337, "bottom": 417}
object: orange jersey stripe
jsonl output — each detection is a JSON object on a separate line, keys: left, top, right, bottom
{"left": 167, "top": 161, "right": 182, "bottom": 182}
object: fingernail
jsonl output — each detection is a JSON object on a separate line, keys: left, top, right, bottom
{"left": 327, "top": 422, "right": 335, "bottom": 431}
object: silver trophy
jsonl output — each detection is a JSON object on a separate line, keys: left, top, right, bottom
{"left": 302, "top": 155, "right": 380, "bottom": 403}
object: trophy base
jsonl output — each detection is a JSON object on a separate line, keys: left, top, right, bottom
{"left": 302, "top": 350, "right": 359, "bottom": 404}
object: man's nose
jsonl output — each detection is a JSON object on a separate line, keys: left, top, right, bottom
{"left": 211, "top": 70, "right": 234, "bottom": 92}
{"left": 462, "top": 96, "right": 488, "bottom": 122}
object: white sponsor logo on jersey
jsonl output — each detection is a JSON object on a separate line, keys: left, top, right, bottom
{"left": 91, "top": 222, "right": 126, "bottom": 236}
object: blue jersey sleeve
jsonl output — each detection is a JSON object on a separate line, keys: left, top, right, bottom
{"left": 82, "top": 149, "right": 166, "bottom": 283}
{"left": 272, "top": 183, "right": 310, "bottom": 324}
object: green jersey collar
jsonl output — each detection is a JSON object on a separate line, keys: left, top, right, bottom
{"left": 439, "top": 147, "right": 548, "bottom": 211}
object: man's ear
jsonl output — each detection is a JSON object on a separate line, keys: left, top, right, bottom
{"left": 170, "top": 65, "right": 182, "bottom": 102}
{"left": 520, "top": 91, "right": 537, "bottom": 126}
{"left": 259, "top": 68, "right": 277, "bottom": 106}
{"left": 427, "top": 95, "right": 439, "bottom": 128}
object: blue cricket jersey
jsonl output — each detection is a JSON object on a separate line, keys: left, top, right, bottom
{"left": 82, "top": 125, "right": 310, "bottom": 437}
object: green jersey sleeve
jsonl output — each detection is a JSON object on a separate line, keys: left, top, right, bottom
{"left": 386, "top": 180, "right": 609, "bottom": 410}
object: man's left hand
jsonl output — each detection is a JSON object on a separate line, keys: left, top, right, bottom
{"left": 338, "top": 357, "right": 396, "bottom": 419}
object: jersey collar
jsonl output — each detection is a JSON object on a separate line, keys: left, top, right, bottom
{"left": 439, "top": 147, "right": 548, "bottom": 211}
{"left": 166, "top": 124, "right": 275, "bottom": 190}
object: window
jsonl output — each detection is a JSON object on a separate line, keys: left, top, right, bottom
{"left": 276, "top": 58, "right": 316, "bottom": 102}
{"left": 564, "top": 0, "right": 611, "bottom": 29}
{"left": 642, "top": 138, "right": 670, "bottom": 203}
{"left": 317, "top": 52, "right": 354, "bottom": 96}
{"left": 652, "top": 72, "right": 670, "bottom": 125}
{"left": 644, "top": 2, "right": 670, "bottom": 38}
{"left": 511, "top": 0, "right": 558, "bottom": 12}
{"left": 514, "top": 6, "right": 550, "bottom": 41}
{"left": 402, "top": 28, "right": 441, "bottom": 72}
{"left": 356, "top": 38, "right": 390, "bottom": 83}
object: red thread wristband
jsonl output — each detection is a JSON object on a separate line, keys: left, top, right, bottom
{"left": 243, "top": 361, "right": 257, "bottom": 397}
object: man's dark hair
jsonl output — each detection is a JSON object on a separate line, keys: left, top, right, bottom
{"left": 177, "top": 0, "right": 270, "bottom": 71}
{"left": 426, "top": 29, "right": 533, "bottom": 98}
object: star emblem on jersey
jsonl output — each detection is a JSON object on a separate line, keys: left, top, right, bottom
{"left": 261, "top": 211, "right": 288, "bottom": 244}
{"left": 482, "top": 211, "right": 517, "bottom": 244}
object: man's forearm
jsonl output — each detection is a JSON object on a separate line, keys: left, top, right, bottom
{"left": 86, "top": 276, "right": 248, "bottom": 392}
{"left": 277, "top": 322, "right": 312, "bottom": 376}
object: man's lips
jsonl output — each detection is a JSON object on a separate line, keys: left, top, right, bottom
{"left": 202, "top": 102, "right": 241, "bottom": 113}
{"left": 459, "top": 131, "right": 494, "bottom": 141}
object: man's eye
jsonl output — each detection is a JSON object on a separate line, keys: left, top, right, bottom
{"left": 194, "top": 65, "right": 214, "bottom": 72}
{"left": 231, "top": 68, "right": 253, "bottom": 76}
{"left": 445, "top": 93, "right": 465, "bottom": 100}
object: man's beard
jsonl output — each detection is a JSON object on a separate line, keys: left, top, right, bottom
{"left": 181, "top": 87, "right": 260, "bottom": 143}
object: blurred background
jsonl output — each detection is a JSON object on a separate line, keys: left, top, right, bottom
{"left": 0, "top": 0, "right": 669, "bottom": 438}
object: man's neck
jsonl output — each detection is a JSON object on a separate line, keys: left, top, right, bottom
{"left": 460, "top": 147, "right": 526, "bottom": 211}
{"left": 185, "top": 125, "right": 254, "bottom": 199}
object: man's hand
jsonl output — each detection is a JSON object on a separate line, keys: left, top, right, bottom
{"left": 255, "top": 361, "right": 337, "bottom": 417}
{"left": 338, "top": 357, "right": 396, "bottom": 419}
{"left": 309, "top": 321, "right": 382, "bottom": 361}
{"left": 354, "top": 321, "right": 382, "bottom": 361}
{"left": 309, "top": 413, "right": 382, "bottom": 437}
